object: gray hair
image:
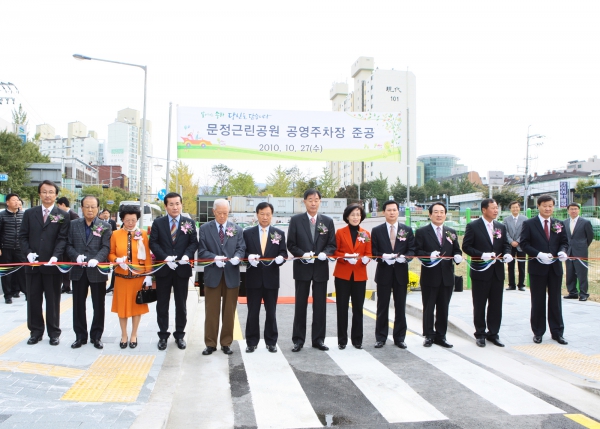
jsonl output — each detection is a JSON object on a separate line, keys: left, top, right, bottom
{"left": 213, "top": 198, "right": 230, "bottom": 210}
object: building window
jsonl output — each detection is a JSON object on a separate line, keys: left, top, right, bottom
{"left": 278, "top": 200, "right": 286, "bottom": 207}
{"left": 321, "top": 201, "right": 328, "bottom": 208}
{"left": 246, "top": 199, "right": 254, "bottom": 207}
{"left": 334, "top": 201, "right": 341, "bottom": 208}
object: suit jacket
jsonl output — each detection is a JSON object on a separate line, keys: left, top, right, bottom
{"left": 198, "top": 220, "right": 246, "bottom": 288}
{"left": 371, "top": 221, "right": 415, "bottom": 286}
{"left": 564, "top": 217, "right": 593, "bottom": 257}
{"left": 108, "top": 229, "right": 152, "bottom": 276}
{"left": 504, "top": 214, "right": 527, "bottom": 251}
{"left": 520, "top": 217, "right": 569, "bottom": 276}
{"left": 108, "top": 219, "right": 118, "bottom": 231}
{"left": 332, "top": 225, "right": 372, "bottom": 281}
{"left": 243, "top": 225, "right": 288, "bottom": 289}
{"left": 415, "top": 224, "right": 461, "bottom": 287}
{"left": 462, "top": 218, "right": 511, "bottom": 281}
{"left": 67, "top": 210, "right": 79, "bottom": 220}
{"left": 150, "top": 215, "right": 199, "bottom": 278}
{"left": 287, "top": 213, "right": 337, "bottom": 282}
{"left": 19, "top": 205, "right": 70, "bottom": 274}
{"left": 66, "top": 218, "right": 112, "bottom": 282}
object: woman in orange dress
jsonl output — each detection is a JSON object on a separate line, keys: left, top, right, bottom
{"left": 109, "top": 205, "right": 152, "bottom": 349}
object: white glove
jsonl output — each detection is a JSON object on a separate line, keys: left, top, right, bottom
{"left": 214, "top": 255, "right": 226, "bottom": 267}
{"left": 537, "top": 252, "right": 553, "bottom": 265}
{"left": 481, "top": 252, "right": 495, "bottom": 262}
{"left": 557, "top": 251, "right": 568, "bottom": 262}
{"left": 87, "top": 259, "right": 98, "bottom": 268}
{"left": 454, "top": 254, "right": 463, "bottom": 264}
{"left": 76, "top": 255, "right": 86, "bottom": 264}
{"left": 27, "top": 253, "right": 39, "bottom": 263}
{"left": 302, "top": 252, "right": 315, "bottom": 263}
{"left": 165, "top": 255, "right": 177, "bottom": 263}
{"left": 229, "top": 256, "right": 240, "bottom": 266}
{"left": 248, "top": 254, "right": 260, "bottom": 267}
{"left": 382, "top": 253, "right": 396, "bottom": 260}
{"left": 503, "top": 254, "right": 514, "bottom": 263}
{"left": 430, "top": 251, "right": 441, "bottom": 261}
{"left": 275, "top": 255, "right": 285, "bottom": 265}
{"left": 361, "top": 256, "right": 371, "bottom": 265}
{"left": 116, "top": 256, "right": 128, "bottom": 270}
{"left": 179, "top": 255, "right": 190, "bottom": 265}
{"left": 167, "top": 262, "right": 178, "bottom": 270}
{"left": 143, "top": 276, "right": 153, "bottom": 287}
{"left": 396, "top": 255, "right": 406, "bottom": 263}
{"left": 317, "top": 252, "right": 327, "bottom": 261}
{"left": 347, "top": 258, "right": 358, "bottom": 265}
{"left": 344, "top": 253, "right": 358, "bottom": 265}
{"left": 44, "top": 256, "right": 58, "bottom": 266}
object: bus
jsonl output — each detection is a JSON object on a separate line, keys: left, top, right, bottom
{"left": 117, "top": 201, "right": 164, "bottom": 231}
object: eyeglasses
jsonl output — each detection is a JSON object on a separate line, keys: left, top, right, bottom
{"left": 40, "top": 191, "right": 56, "bottom": 195}
{"left": 82, "top": 206, "right": 98, "bottom": 210}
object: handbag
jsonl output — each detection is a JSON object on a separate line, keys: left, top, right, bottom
{"left": 136, "top": 287, "right": 157, "bottom": 304}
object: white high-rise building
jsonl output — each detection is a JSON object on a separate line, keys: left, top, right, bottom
{"left": 327, "top": 57, "right": 416, "bottom": 189}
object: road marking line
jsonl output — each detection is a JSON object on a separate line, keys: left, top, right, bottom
{"left": 565, "top": 414, "right": 600, "bottom": 428}
{"left": 405, "top": 336, "right": 564, "bottom": 415}
{"left": 361, "top": 305, "right": 415, "bottom": 335}
{"left": 238, "top": 339, "right": 321, "bottom": 429}
{"left": 233, "top": 310, "right": 243, "bottom": 340}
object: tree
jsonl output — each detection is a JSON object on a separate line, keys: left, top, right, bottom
{"left": 423, "top": 179, "right": 441, "bottom": 200}
{"left": 210, "top": 163, "right": 232, "bottom": 194}
{"left": 409, "top": 185, "right": 426, "bottom": 204}
{"left": 12, "top": 104, "right": 28, "bottom": 126}
{"left": 286, "top": 166, "right": 309, "bottom": 197}
{"left": 361, "top": 174, "right": 389, "bottom": 206}
{"left": 492, "top": 187, "right": 521, "bottom": 210}
{"left": 390, "top": 178, "right": 407, "bottom": 203}
{"left": 295, "top": 176, "right": 319, "bottom": 198}
{"left": 317, "top": 167, "right": 340, "bottom": 198}
{"left": 336, "top": 184, "right": 359, "bottom": 201}
{"left": 165, "top": 162, "right": 199, "bottom": 215}
{"left": 574, "top": 178, "right": 596, "bottom": 205}
{"left": 265, "top": 165, "right": 292, "bottom": 196}
{"left": 221, "top": 172, "right": 258, "bottom": 196}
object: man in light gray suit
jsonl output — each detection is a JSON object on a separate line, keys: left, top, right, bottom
{"left": 65, "top": 196, "right": 112, "bottom": 349}
{"left": 564, "top": 203, "right": 594, "bottom": 301}
{"left": 198, "top": 199, "right": 246, "bottom": 355}
{"left": 504, "top": 201, "right": 527, "bottom": 291}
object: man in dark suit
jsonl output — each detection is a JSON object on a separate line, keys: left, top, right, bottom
{"left": 563, "top": 203, "right": 594, "bottom": 301}
{"left": 65, "top": 196, "right": 111, "bottom": 349}
{"left": 150, "top": 192, "right": 198, "bottom": 351}
{"left": 287, "top": 189, "right": 336, "bottom": 352}
{"left": 371, "top": 200, "right": 415, "bottom": 349}
{"left": 19, "top": 180, "right": 70, "bottom": 346}
{"left": 462, "top": 198, "right": 512, "bottom": 347}
{"left": 520, "top": 195, "right": 569, "bottom": 344}
{"left": 198, "top": 199, "right": 246, "bottom": 355}
{"left": 57, "top": 197, "right": 79, "bottom": 294}
{"left": 243, "top": 202, "right": 288, "bottom": 353}
{"left": 414, "top": 202, "right": 462, "bottom": 348}
{"left": 504, "top": 201, "right": 527, "bottom": 291}
{"left": 0, "top": 193, "right": 26, "bottom": 303}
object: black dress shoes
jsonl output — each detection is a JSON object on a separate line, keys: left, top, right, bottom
{"left": 71, "top": 339, "right": 87, "bottom": 349}
{"left": 312, "top": 341, "right": 329, "bottom": 351}
{"left": 246, "top": 345, "right": 257, "bottom": 353}
{"left": 266, "top": 345, "right": 277, "bottom": 353}
{"left": 157, "top": 338, "right": 167, "bottom": 351}
{"left": 291, "top": 343, "right": 303, "bottom": 352}
{"left": 506, "top": 286, "right": 516, "bottom": 291}
{"left": 12, "top": 293, "right": 20, "bottom": 298}
{"left": 202, "top": 346, "right": 217, "bottom": 355}
{"left": 533, "top": 336, "right": 542, "bottom": 344}
{"left": 563, "top": 294, "right": 579, "bottom": 299}
{"left": 120, "top": 338, "right": 128, "bottom": 349}
{"left": 476, "top": 338, "right": 486, "bottom": 347}
{"left": 221, "top": 346, "right": 233, "bottom": 355}
{"left": 374, "top": 341, "right": 385, "bottom": 348}
{"left": 423, "top": 338, "right": 433, "bottom": 347}
{"left": 49, "top": 337, "right": 60, "bottom": 346}
{"left": 487, "top": 338, "right": 505, "bottom": 347}
{"left": 518, "top": 286, "right": 526, "bottom": 291}
{"left": 579, "top": 296, "right": 588, "bottom": 302}
{"left": 395, "top": 341, "right": 407, "bottom": 349}
{"left": 434, "top": 338, "right": 453, "bottom": 348}
{"left": 353, "top": 344, "right": 363, "bottom": 349}
{"left": 175, "top": 339, "right": 186, "bottom": 350}
{"left": 5, "top": 298, "right": 12, "bottom": 304}
{"left": 27, "top": 336, "right": 42, "bottom": 345}
{"left": 92, "top": 339, "right": 104, "bottom": 350}
{"left": 552, "top": 336, "right": 568, "bottom": 345}
{"left": 338, "top": 344, "right": 346, "bottom": 350}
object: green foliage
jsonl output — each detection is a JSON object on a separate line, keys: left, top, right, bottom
{"left": 221, "top": 172, "right": 258, "bottom": 196}
{"left": 317, "top": 167, "right": 340, "bottom": 198}
{"left": 265, "top": 165, "right": 292, "bottom": 196}
{"left": 336, "top": 184, "right": 359, "bottom": 201}
{"left": 361, "top": 174, "right": 389, "bottom": 206}
{"left": 574, "top": 178, "right": 596, "bottom": 205}
{"left": 165, "top": 162, "right": 199, "bottom": 215}
{"left": 0, "top": 131, "right": 49, "bottom": 198}
{"left": 210, "top": 163, "right": 232, "bottom": 194}
{"left": 492, "top": 187, "right": 521, "bottom": 210}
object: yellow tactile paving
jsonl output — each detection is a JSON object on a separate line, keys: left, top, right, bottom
{"left": 565, "top": 414, "right": 600, "bottom": 428}
{"left": 61, "top": 355, "right": 155, "bottom": 402}
{"left": 0, "top": 297, "right": 74, "bottom": 356}
{"left": 233, "top": 310, "right": 244, "bottom": 340}
{"left": 0, "top": 360, "right": 84, "bottom": 379}
{"left": 513, "top": 344, "right": 600, "bottom": 381}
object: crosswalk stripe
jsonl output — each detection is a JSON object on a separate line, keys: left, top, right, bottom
{"left": 238, "top": 339, "right": 322, "bottom": 429}
{"left": 404, "top": 335, "right": 564, "bottom": 415}
{"left": 325, "top": 336, "right": 447, "bottom": 423}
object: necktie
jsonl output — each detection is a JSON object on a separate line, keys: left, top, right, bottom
{"left": 171, "top": 218, "right": 177, "bottom": 242}
{"left": 43, "top": 208, "right": 49, "bottom": 223}
{"left": 487, "top": 222, "right": 494, "bottom": 242}
{"left": 436, "top": 226, "right": 442, "bottom": 246}
{"left": 261, "top": 228, "right": 267, "bottom": 255}
{"left": 310, "top": 217, "right": 316, "bottom": 240}
{"left": 570, "top": 220, "right": 575, "bottom": 234}
{"left": 310, "top": 217, "right": 316, "bottom": 225}
{"left": 219, "top": 224, "right": 224, "bottom": 244}
{"left": 389, "top": 224, "right": 396, "bottom": 250}
{"left": 544, "top": 219, "right": 550, "bottom": 240}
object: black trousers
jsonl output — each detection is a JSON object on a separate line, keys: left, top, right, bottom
{"left": 72, "top": 270, "right": 106, "bottom": 341}
{"left": 565, "top": 259, "right": 588, "bottom": 298}
{"left": 62, "top": 272, "right": 72, "bottom": 292}
{"left": 530, "top": 273, "right": 564, "bottom": 337}
{"left": 26, "top": 271, "right": 61, "bottom": 338}
{"left": 421, "top": 282, "right": 453, "bottom": 340}
{"left": 471, "top": 277, "right": 504, "bottom": 339}
{"left": 292, "top": 280, "right": 327, "bottom": 345}
{"left": 0, "top": 248, "right": 26, "bottom": 297}
{"left": 245, "top": 286, "right": 279, "bottom": 346}
{"left": 375, "top": 278, "right": 407, "bottom": 343}
{"left": 507, "top": 247, "right": 526, "bottom": 287}
{"left": 156, "top": 271, "right": 189, "bottom": 340}
{"left": 334, "top": 276, "right": 365, "bottom": 346}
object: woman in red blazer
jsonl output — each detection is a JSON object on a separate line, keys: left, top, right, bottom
{"left": 333, "top": 204, "right": 372, "bottom": 349}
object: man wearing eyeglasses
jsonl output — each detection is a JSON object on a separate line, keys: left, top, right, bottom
{"left": 19, "top": 180, "right": 70, "bottom": 346}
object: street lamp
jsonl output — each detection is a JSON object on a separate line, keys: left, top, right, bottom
{"left": 73, "top": 53, "right": 148, "bottom": 229}
{"left": 523, "top": 125, "right": 545, "bottom": 210}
